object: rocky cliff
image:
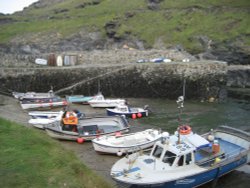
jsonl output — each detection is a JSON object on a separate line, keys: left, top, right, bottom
{"left": 0, "top": 0, "right": 249, "bottom": 65}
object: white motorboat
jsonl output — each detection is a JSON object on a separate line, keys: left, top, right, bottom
{"left": 92, "top": 129, "right": 165, "bottom": 156}
{"left": 106, "top": 105, "right": 149, "bottom": 118}
{"left": 88, "top": 93, "right": 125, "bottom": 108}
{"left": 20, "top": 96, "right": 67, "bottom": 110}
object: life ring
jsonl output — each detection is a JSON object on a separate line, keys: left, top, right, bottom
{"left": 63, "top": 111, "right": 78, "bottom": 125}
{"left": 179, "top": 125, "right": 192, "bottom": 135}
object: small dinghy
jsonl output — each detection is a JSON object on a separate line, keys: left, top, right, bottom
{"left": 106, "top": 105, "right": 149, "bottom": 118}
{"left": 45, "top": 115, "right": 130, "bottom": 142}
{"left": 92, "top": 129, "right": 165, "bottom": 156}
{"left": 88, "top": 93, "right": 125, "bottom": 108}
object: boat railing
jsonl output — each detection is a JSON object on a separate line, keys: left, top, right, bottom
{"left": 216, "top": 125, "right": 250, "bottom": 141}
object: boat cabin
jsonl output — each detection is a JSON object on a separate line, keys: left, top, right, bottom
{"left": 148, "top": 132, "right": 214, "bottom": 169}
{"left": 115, "top": 105, "right": 130, "bottom": 112}
{"left": 91, "top": 94, "right": 105, "bottom": 101}
{"left": 149, "top": 137, "right": 196, "bottom": 168}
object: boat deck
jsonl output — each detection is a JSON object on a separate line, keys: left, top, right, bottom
{"left": 195, "top": 138, "right": 245, "bottom": 167}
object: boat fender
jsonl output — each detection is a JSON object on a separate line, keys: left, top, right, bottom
{"left": 117, "top": 151, "right": 123, "bottom": 156}
{"left": 137, "top": 113, "right": 142, "bottom": 118}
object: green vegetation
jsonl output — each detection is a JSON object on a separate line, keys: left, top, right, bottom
{"left": 0, "top": 0, "right": 249, "bottom": 50}
{"left": 0, "top": 117, "right": 111, "bottom": 188}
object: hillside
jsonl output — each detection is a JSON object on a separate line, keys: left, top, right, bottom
{"left": 0, "top": 0, "right": 249, "bottom": 64}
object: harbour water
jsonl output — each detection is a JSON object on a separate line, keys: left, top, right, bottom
{"left": 0, "top": 95, "right": 249, "bottom": 187}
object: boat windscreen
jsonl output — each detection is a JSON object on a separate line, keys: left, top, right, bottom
{"left": 78, "top": 125, "right": 98, "bottom": 134}
{"left": 162, "top": 151, "right": 176, "bottom": 166}
{"left": 152, "top": 145, "right": 163, "bottom": 158}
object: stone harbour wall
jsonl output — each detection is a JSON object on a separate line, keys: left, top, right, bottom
{"left": 0, "top": 60, "right": 228, "bottom": 101}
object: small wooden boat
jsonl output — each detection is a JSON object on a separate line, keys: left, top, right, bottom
{"left": 45, "top": 115, "right": 130, "bottom": 141}
{"left": 20, "top": 96, "right": 67, "bottom": 110}
{"left": 92, "top": 129, "right": 165, "bottom": 156}
{"left": 106, "top": 105, "right": 149, "bottom": 118}
{"left": 111, "top": 125, "right": 250, "bottom": 187}
{"left": 88, "top": 93, "right": 125, "bottom": 108}
{"left": 66, "top": 95, "right": 93, "bottom": 104}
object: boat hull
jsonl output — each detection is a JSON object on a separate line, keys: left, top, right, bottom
{"left": 107, "top": 109, "right": 148, "bottom": 118}
{"left": 66, "top": 95, "right": 93, "bottom": 104}
{"left": 46, "top": 128, "right": 130, "bottom": 141}
{"left": 92, "top": 129, "right": 162, "bottom": 155}
{"left": 89, "top": 101, "right": 125, "bottom": 108}
{"left": 21, "top": 101, "right": 67, "bottom": 110}
{"left": 92, "top": 139, "right": 158, "bottom": 155}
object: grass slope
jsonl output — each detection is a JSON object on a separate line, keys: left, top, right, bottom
{"left": 0, "top": 117, "right": 111, "bottom": 188}
{"left": 0, "top": 0, "right": 249, "bottom": 50}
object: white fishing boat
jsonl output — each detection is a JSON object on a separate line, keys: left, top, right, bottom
{"left": 20, "top": 96, "right": 67, "bottom": 110}
{"left": 12, "top": 89, "right": 55, "bottom": 100}
{"left": 110, "top": 96, "right": 250, "bottom": 187}
{"left": 92, "top": 129, "right": 165, "bottom": 156}
{"left": 88, "top": 93, "right": 125, "bottom": 108}
{"left": 106, "top": 105, "right": 149, "bottom": 118}
{"left": 45, "top": 115, "right": 130, "bottom": 141}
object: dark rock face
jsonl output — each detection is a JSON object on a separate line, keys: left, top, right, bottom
{"left": 210, "top": 42, "right": 250, "bottom": 65}
{"left": 227, "top": 66, "right": 250, "bottom": 88}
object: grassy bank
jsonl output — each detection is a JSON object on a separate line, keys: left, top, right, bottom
{"left": 0, "top": 0, "right": 249, "bottom": 50}
{"left": 0, "top": 117, "right": 112, "bottom": 188}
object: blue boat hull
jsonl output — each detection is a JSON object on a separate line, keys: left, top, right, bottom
{"left": 115, "top": 155, "right": 247, "bottom": 188}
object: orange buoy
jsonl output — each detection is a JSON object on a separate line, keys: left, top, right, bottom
{"left": 137, "top": 113, "right": 142, "bottom": 118}
{"left": 77, "top": 137, "right": 84, "bottom": 144}
{"left": 179, "top": 125, "right": 192, "bottom": 135}
{"left": 132, "top": 114, "right": 137, "bottom": 119}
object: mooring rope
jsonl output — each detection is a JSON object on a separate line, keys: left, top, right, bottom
{"left": 54, "top": 65, "right": 133, "bottom": 95}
